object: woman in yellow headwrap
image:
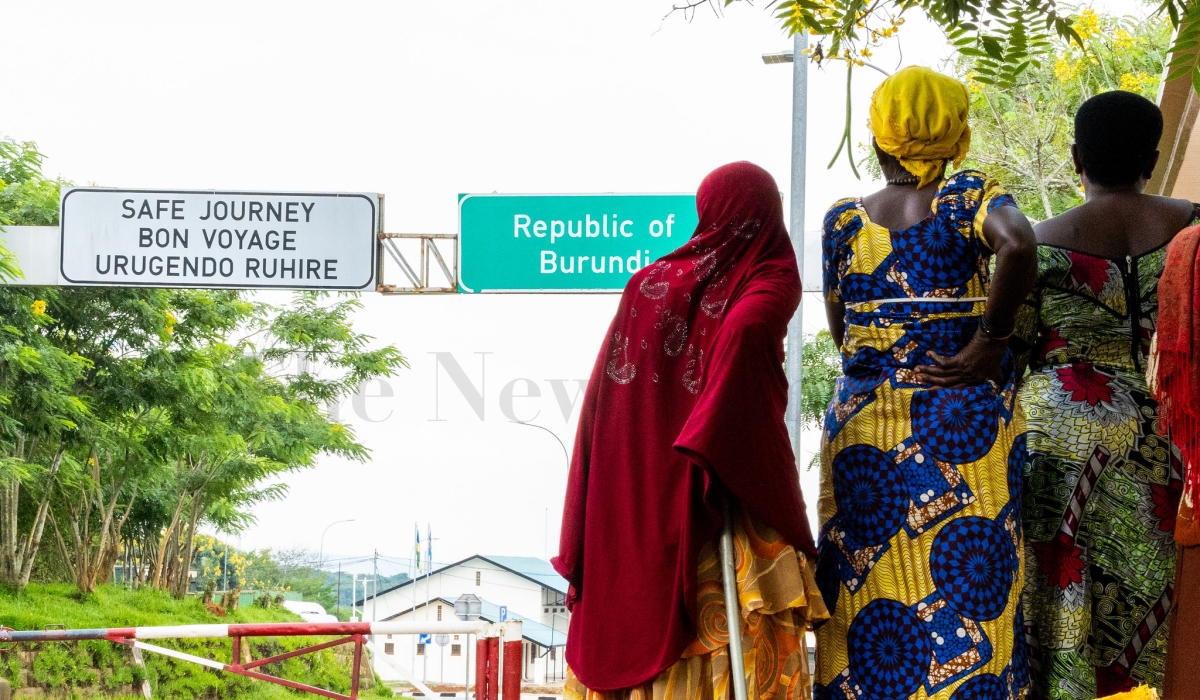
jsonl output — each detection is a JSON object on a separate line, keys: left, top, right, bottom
{"left": 815, "top": 66, "right": 1037, "bottom": 699}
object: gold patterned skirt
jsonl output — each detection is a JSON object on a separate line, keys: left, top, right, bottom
{"left": 564, "top": 503, "right": 827, "bottom": 700}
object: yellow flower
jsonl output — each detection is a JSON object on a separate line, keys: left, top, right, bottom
{"left": 30, "top": 300, "right": 46, "bottom": 315}
{"left": 1120, "top": 73, "right": 1142, "bottom": 92}
{"left": 861, "top": 47, "right": 872, "bottom": 57}
{"left": 1055, "top": 58, "right": 1077, "bottom": 83}
{"left": 1114, "top": 28, "right": 1135, "bottom": 50}
{"left": 1074, "top": 8, "right": 1101, "bottom": 40}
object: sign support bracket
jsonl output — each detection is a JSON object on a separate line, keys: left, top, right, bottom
{"left": 376, "top": 233, "right": 459, "bottom": 294}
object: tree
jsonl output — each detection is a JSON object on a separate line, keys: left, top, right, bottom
{"left": 0, "top": 137, "right": 89, "bottom": 592}
{"left": 0, "top": 135, "right": 409, "bottom": 596}
{"left": 121, "top": 292, "right": 404, "bottom": 598}
{"left": 798, "top": 330, "right": 841, "bottom": 469}
{"left": 676, "top": 0, "right": 1197, "bottom": 91}
{"left": 958, "top": 8, "right": 1171, "bottom": 219}
{"left": 0, "top": 138, "right": 66, "bottom": 228}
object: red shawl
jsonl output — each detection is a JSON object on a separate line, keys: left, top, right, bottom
{"left": 552, "top": 162, "right": 816, "bottom": 691}
{"left": 1151, "top": 224, "right": 1200, "bottom": 546}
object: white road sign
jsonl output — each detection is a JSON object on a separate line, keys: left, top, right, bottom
{"left": 60, "top": 188, "right": 378, "bottom": 289}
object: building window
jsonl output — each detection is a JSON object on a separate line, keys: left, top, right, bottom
{"left": 529, "top": 645, "right": 536, "bottom": 663}
{"left": 384, "top": 643, "right": 395, "bottom": 655}
{"left": 451, "top": 644, "right": 462, "bottom": 657}
{"left": 437, "top": 605, "right": 442, "bottom": 621}
{"left": 475, "top": 571, "right": 481, "bottom": 586}
{"left": 417, "top": 644, "right": 426, "bottom": 656}
{"left": 543, "top": 589, "right": 566, "bottom": 607}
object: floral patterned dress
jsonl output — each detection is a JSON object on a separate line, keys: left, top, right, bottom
{"left": 1015, "top": 211, "right": 1199, "bottom": 699}
{"left": 816, "top": 171, "right": 1027, "bottom": 700}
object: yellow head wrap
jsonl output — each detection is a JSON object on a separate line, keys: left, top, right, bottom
{"left": 869, "top": 66, "right": 971, "bottom": 188}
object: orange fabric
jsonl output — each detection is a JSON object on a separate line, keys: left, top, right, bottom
{"left": 563, "top": 504, "right": 827, "bottom": 700}
{"left": 1149, "top": 225, "right": 1200, "bottom": 546}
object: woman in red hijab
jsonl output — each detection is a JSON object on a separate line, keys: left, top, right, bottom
{"left": 553, "top": 162, "right": 825, "bottom": 700}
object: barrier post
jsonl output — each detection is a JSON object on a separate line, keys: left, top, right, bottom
{"left": 485, "top": 636, "right": 500, "bottom": 700}
{"left": 350, "top": 634, "right": 364, "bottom": 700}
{"left": 500, "top": 621, "right": 522, "bottom": 700}
{"left": 475, "top": 635, "right": 491, "bottom": 700}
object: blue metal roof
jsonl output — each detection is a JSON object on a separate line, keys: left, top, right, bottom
{"left": 477, "top": 598, "right": 567, "bottom": 649}
{"left": 480, "top": 555, "right": 568, "bottom": 594}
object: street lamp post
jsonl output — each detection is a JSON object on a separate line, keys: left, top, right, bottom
{"left": 762, "top": 33, "right": 810, "bottom": 458}
{"left": 511, "top": 421, "right": 569, "bottom": 560}
{"left": 318, "top": 519, "right": 355, "bottom": 569}
{"left": 719, "top": 34, "right": 810, "bottom": 700}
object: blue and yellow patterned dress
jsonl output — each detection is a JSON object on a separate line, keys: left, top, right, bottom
{"left": 815, "top": 171, "right": 1028, "bottom": 700}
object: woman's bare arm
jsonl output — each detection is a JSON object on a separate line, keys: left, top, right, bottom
{"left": 826, "top": 298, "right": 846, "bottom": 352}
{"left": 916, "top": 206, "right": 1037, "bottom": 387}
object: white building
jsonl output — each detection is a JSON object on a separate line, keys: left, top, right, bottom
{"left": 357, "top": 555, "right": 569, "bottom": 687}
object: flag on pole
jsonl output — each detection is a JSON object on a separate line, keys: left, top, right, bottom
{"left": 415, "top": 525, "right": 424, "bottom": 576}
{"left": 426, "top": 523, "right": 433, "bottom": 571}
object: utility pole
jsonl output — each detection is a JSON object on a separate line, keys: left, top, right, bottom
{"left": 336, "top": 563, "right": 342, "bottom": 617}
{"left": 372, "top": 550, "right": 379, "bottom": 623}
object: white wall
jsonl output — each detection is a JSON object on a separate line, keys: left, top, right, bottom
{"left": 373, "top": 604, "right": 474, "bottom": 686}
{"left": 371, "top": 603, "right": 565, "bottom": 686}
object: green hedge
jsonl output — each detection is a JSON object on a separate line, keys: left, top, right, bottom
{"left": 0, "top": 584, "right": 393, "bottom": 698}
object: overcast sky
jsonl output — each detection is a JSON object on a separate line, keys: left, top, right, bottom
{"left": 3, "top": 0, "right": 973, "bottom": 575}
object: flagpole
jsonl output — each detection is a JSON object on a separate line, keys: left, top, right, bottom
{"left": 412, "top": 523, "right": 420, "bottom": 681}
{"left": 425, "top": 523, "right": 433, "bottom": 685}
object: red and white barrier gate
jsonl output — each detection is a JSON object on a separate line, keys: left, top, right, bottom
{"left": 0, "top": 620, "right": 524, "bottom": 700}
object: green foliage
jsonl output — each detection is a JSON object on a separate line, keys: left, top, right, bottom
{"left": 744, "top": 0, "right": 1081, "bottom": 89}
{"left": 798, "top": 331, "right": 841, "bottom": 470}
{"left": 957, "top": 8, "right": 1171, "bottom": 219}
{"left": 799, "top": 331, "right": 841, "bottom": 430}
{"left": 0, "top": 136, "right": 67, "bottom": 228}
{"left": 0, "top": 583, "right": 391, "bottom": 698}
{"left": 0, "top": 139, "right": 45, "bottom": 185}
{"left": 30, "top": 642, "right": 98, "bottom": 689}
{"left": 1164, "top": 0, "right": 1200, "bottom": 92}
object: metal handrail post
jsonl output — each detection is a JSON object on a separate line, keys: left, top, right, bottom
{"left": 719, "top": 496, "right": 748, "bottom": 700}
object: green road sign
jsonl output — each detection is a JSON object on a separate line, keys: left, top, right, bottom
{"left": 458, "top": 194, "right": 698, "bottom": 292}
